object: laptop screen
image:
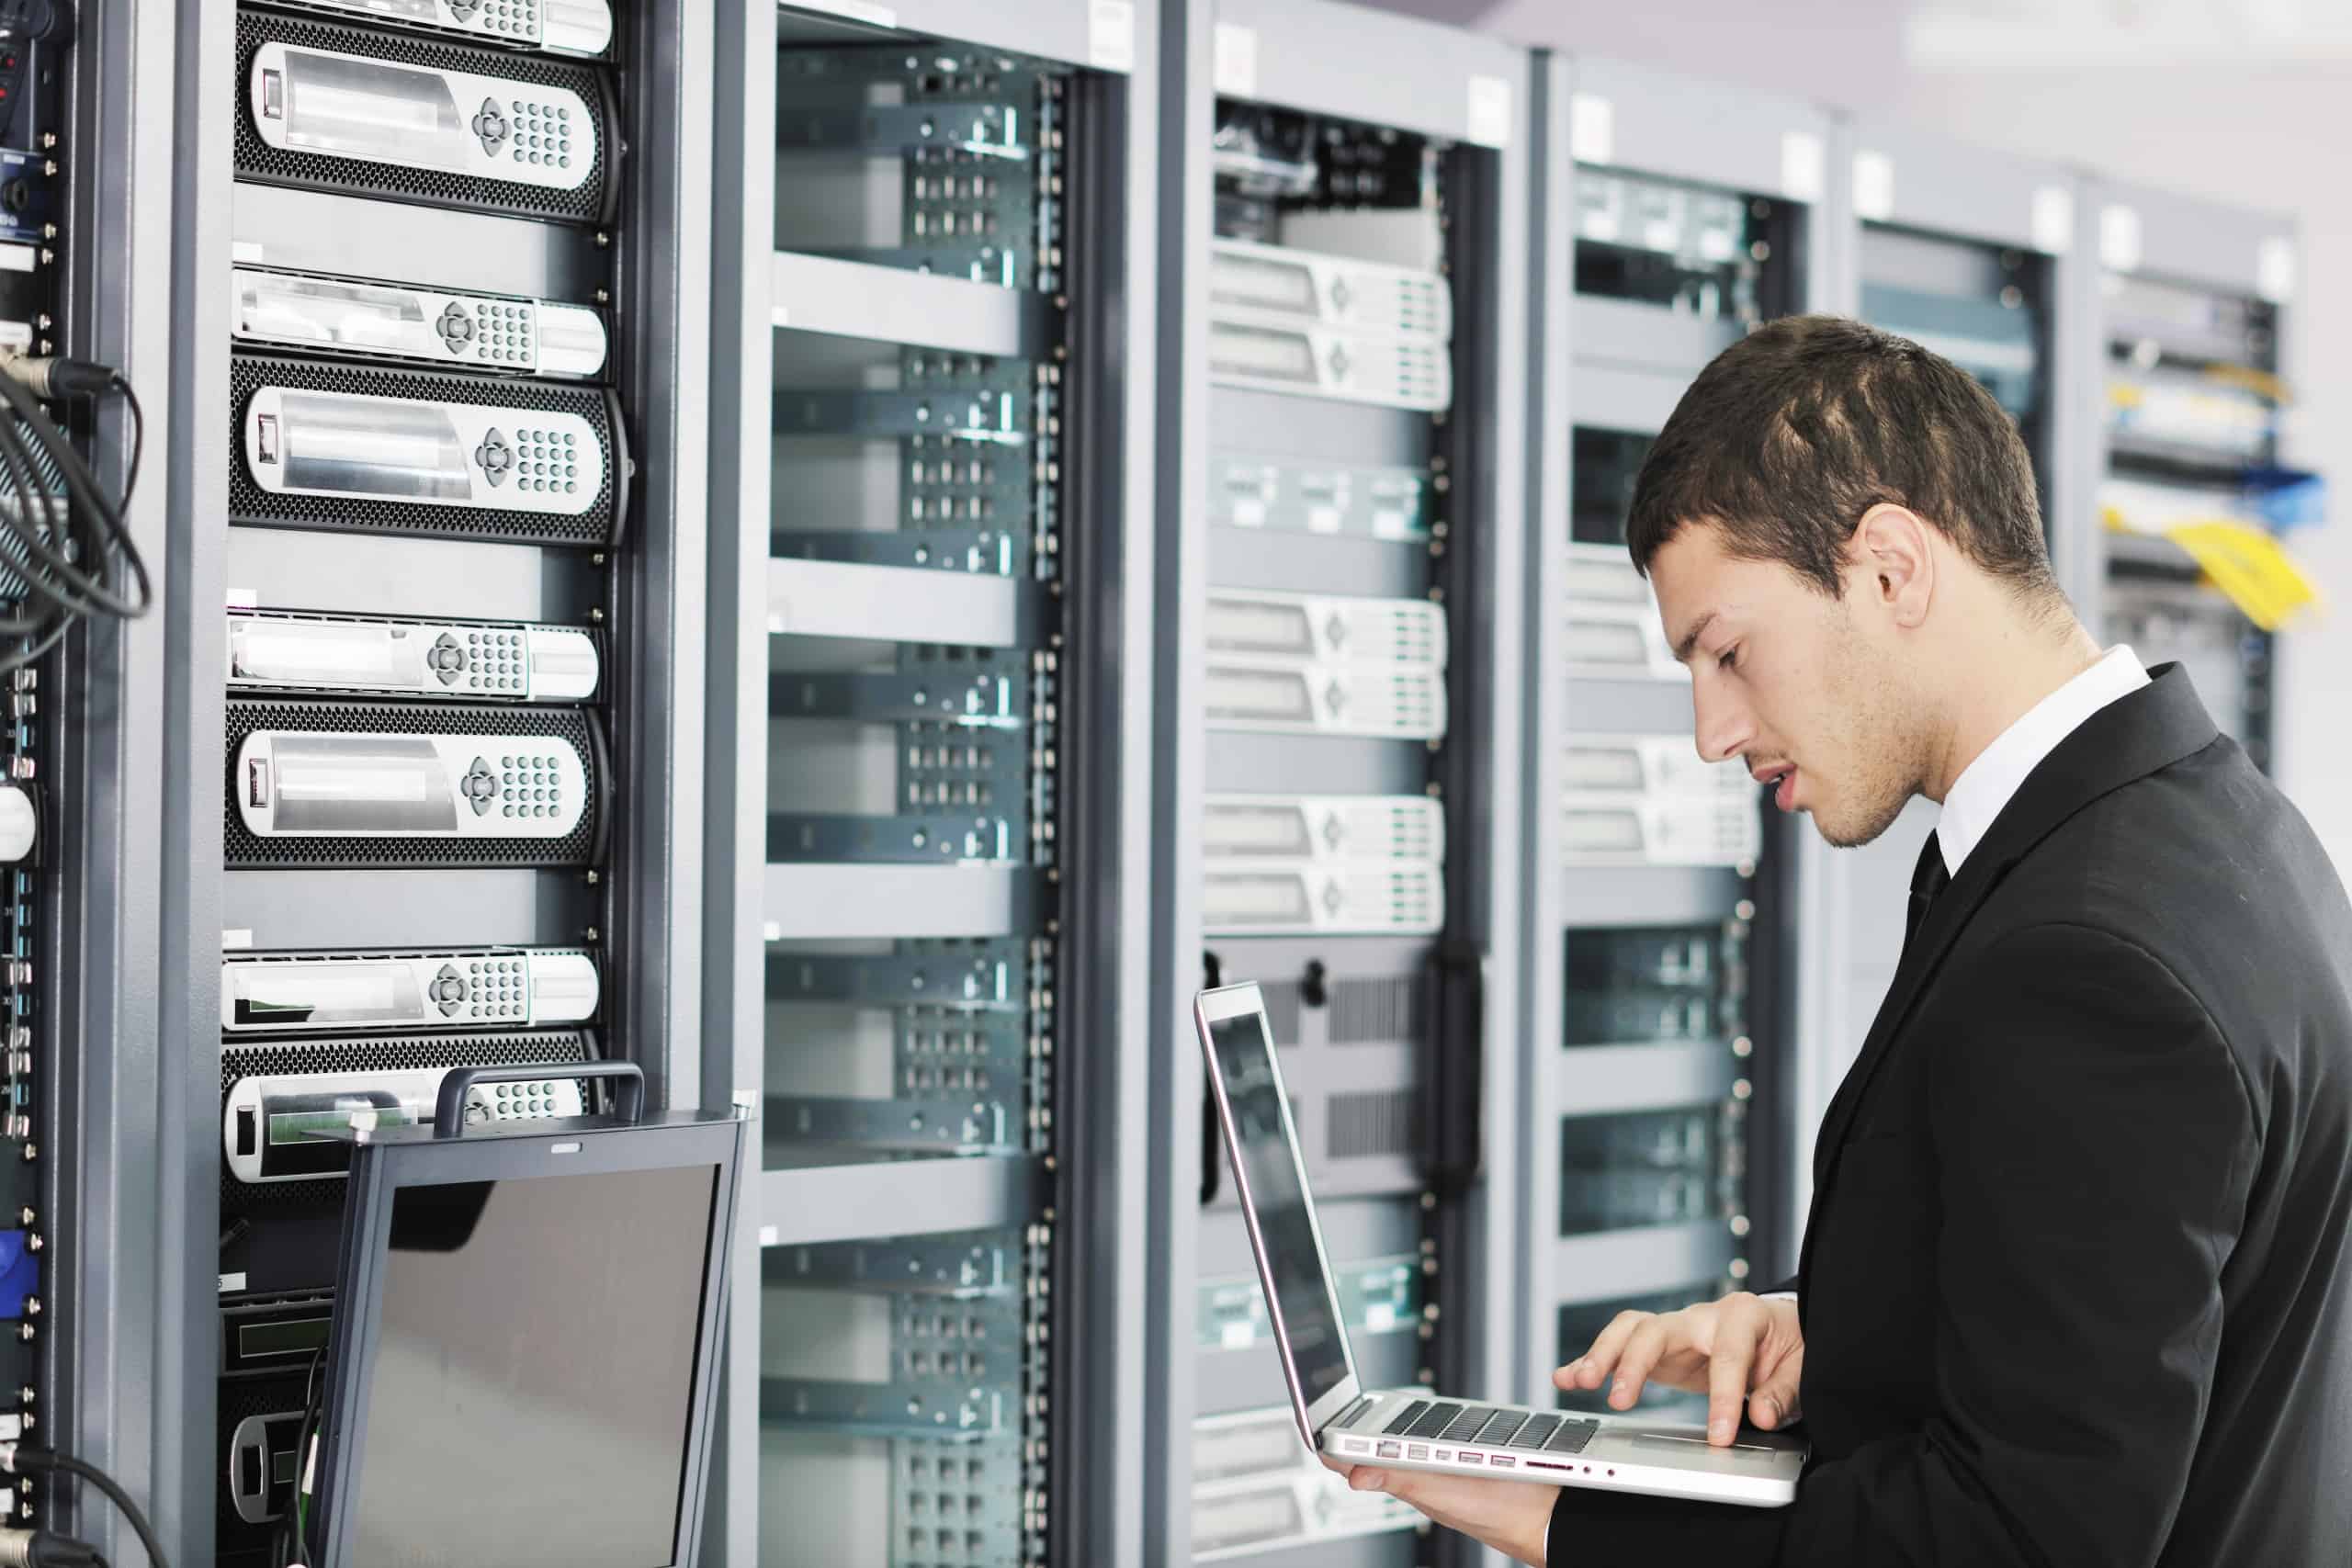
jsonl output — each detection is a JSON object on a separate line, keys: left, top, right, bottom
{"left": 1207, "top": 1007, "right": 1353, "bottom": 1406}
{"left": 347, "top": 1161, "right": 719, "bottom": 1566}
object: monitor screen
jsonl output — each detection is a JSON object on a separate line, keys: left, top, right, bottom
{"left": 347, "top": 1161, "right": 719, "bottom": 1567}
{"left": 1207, "top": 1008, "right": 1353, "bottom": 1406}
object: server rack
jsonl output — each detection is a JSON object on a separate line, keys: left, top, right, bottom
{"left": 1792, "top": 122, "right": 2090, "bottom": 1235}
{"left": 1149, "top": 5, "right": 1530, "bottom": 1562}
{"left": 703, "top": 2, "right": 1157, "bottom": 1563}
{"left": 71, "top": 2, "right": 715, "bottom": 1561}
{"left": 2077, "top": 181, "right": 2297, "bottom": 776}
{"left": 1519, "top": 54, "right": 1832, "bottom": 1422}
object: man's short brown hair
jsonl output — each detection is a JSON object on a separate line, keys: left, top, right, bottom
{"left": 1625, "top": 314, "right": 2060, "bottom": 604}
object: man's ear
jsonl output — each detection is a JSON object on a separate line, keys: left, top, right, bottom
{"left": 1849, "top": 503, "right": 1935, "bottom": 629}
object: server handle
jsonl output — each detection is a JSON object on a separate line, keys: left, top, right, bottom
{"left": 1420, "top": 941, "right": 1484, "bottom": 1197}
{"left": 435, "top": 1060, "right": 645, "bottom": 1137}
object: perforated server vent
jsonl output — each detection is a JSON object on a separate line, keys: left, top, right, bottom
{"left": 232, "top": 9, "right": 616, "bottom": 224}
{"left": 1329, "top": 1089, "right": 1420, "bottom": 1160}
{"left": 1331, "top": 976, "right": 1422, "bottom": 1044}
{"left": 228, "top": 354, "right": 627, "bottom": 547}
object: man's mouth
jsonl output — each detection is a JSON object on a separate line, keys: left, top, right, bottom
{"left": 1751, "top": 762, "right": 1797, "bottom": 812}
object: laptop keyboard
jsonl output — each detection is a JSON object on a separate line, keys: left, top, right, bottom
{"left": 1377, "top": 1400, "right": 1599, "bottom": 1454}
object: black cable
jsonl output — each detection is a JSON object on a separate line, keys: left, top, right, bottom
{"left": 0, "top": 358, "right": 152, "bottom": 671}
{"left": 0, "top": 375, "right": 146, "bottom": 617}
{"left": 0, "top": 1453, "right": 165, "bottom": 1568}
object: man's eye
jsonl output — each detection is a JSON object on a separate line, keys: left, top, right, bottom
{"left": 1718, "top": 646, "right": 1740, "bottom": 672}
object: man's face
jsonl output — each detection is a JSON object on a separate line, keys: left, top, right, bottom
{"left": 1648, "top": 524, "right": 1927, "bottom": 849}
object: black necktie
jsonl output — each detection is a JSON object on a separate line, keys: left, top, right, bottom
{"left": 1904, "top": 830, "right": 1951, "bottom": 955}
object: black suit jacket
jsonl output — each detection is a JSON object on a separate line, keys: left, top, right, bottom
{"left": 1547, "top": 665, "right": 2352, "bottom": 1566}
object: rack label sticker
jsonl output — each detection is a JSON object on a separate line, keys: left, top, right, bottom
{"left": 231, "top": 241, "right": 266, "bottom": 264}
{"left": 1781, "top": 130, "right": 1825, "bottom": 203}
{"left": 1089, "top": 0, "right": 1135, "bottom": 73}
{"left": 2099, "top": 203, "right": 2142, "bottom": 272}
{"left": 2257, "top": 235, "right": 2296, "bottom": 303}
{"left": 1214, "top": 23, "right": 1258, "bottom": 97}
{"left": 2031, "top": 185, "right": 2075, "bottom": 254}
{"left": 758, "top": 1224, "right": 779, "bottom": 1247}
{"left": 220, "top": 1272, "right": 248, "bottom": 1294}
{"left": 1852, "top": 150, "right": 1894, "bottom": 221}
{"left": 1466, "top": 74, "right": 1512, "bottom": 148}
{"left": 1569, "top": 92, "right": 1613, "bottom": 166}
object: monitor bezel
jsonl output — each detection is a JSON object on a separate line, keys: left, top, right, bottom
{"left": 1193, "top": 981, "right": 1365, "bottom": 1448}
{"left": 306, "top": 1111, "right": 749, "bottom": 1568}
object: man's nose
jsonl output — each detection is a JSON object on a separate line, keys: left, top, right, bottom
{"left": 1693, "top": 680, "right": 1754, "bottom": 766}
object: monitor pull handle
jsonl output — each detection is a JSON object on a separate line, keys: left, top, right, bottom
{"left": 434, "top": 1059, "right": 646, "bottom": 1137}
{"left": 1420, "top": 940, "right": 1483, "bottom": 1198}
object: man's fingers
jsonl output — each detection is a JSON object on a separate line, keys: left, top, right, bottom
{"left": 1609, "top": 1316, "right": 1676, "bottom": 1409}
{"left": 1347, "top": 1468, "right": 1389, "bottom": 1493}
{"left": 1571, "top": 1311, "right": 1654, "bottom": 1393}
{"left": 1750, "top": 1354, "right": 1804, "bottom": 1431}
{"left": 1705, "top": 1309, "right": 1758, "bottom": 1445}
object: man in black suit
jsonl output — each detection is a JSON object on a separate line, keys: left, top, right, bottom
{"left": 1332, "top": 315, "right": 2352, "bottom": 1564}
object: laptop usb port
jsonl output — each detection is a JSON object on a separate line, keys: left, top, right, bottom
{"left": 1407, "top": 1445, "right": 1429, "bottom": 1460}
{"left": 1490, "top": 1456, "right": 1517, "bottom": 1468}
{"left": 1345, "top": 1438, "right": 1371, "bottom": 1454}
{"left": 1376, "top": 1442, "right": 1401, "bottom": 1460}
{"left": 1459, "top": 1453, "right": 1484, "bottom": 1465}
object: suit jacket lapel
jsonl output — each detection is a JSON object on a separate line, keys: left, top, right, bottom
{"left": 1798, "top": 666, "right": 2222, "bottom": 1278}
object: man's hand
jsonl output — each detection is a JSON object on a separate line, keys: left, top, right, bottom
{"left": 1321, "top": 1457, "right": 1555, "bottom": 1566}
{"left": 1555, "top": 1291, "right": 1804, "bottom": 1446}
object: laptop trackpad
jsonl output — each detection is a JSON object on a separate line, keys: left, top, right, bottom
{"left": 1624, "top": 1433, "right": 1794, "bottom": 1465}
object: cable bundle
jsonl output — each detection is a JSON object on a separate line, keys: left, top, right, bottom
{"left": 0, "top": 356, "right": 150, "bottom": 671}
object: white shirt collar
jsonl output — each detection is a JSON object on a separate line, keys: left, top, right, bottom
{"left": 1938, "top": 646, "right": 2150, "bottom": 876}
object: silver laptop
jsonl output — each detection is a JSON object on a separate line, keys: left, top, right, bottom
{"left": 1194, "top": 981, "right": 1806, "bottom": 1507}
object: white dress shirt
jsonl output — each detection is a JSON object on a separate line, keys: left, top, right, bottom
{"left": 1935, "top": 645, "right": 2149, "bottom": 875}
{"left": 1757, "top": 646, "right": 2148, "bottom": 1310}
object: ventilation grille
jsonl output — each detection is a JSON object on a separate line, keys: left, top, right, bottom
{"left": 228, "top": 354, "right": 624, "bottom": 547}
{"left": 220, "top": 1027, "right": 597, "bottom": 1213}
{"left": 223, "top": 697, "right": 606, "bottom": 868}
{"left": 1330, "top": 976, "right": 1422, "bottom": 1045}
{"left": 233, "top": 9, "right": 615, "bottom": 224}
{"left": 1329, "top": 1089, "right": 1419, "bottom": 1160}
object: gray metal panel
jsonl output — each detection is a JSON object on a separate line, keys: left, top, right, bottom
{"left": 1148, "top": 0, "right": 1216, "bottom": 1559}
{"left": 780, "top": 0, "right": 1139, "bottom": 71}
{"left": 618, "top": 0, "right": 714, "bottom": 1132}
{"left": 1208, "top": 531, "right": 1426, "bottom": 601}
{"left": 230, "top": 184, "right": 608, "bottom": 302}
{"left": 1558, "top": 864, "right": 1745, "bottom": 930}
{"left": 1512, "top": 51, "right": 1575, "bottom": 1406}
{"left": 704, "top": 0, "right": 781, "bottom": 1558}
{"left": 768, "top": 558, "right": 1022, "bottom": 647}
{"left": 1552, "top": 1221, "right": 1736, "bottom": 1306}
{"left": 1566, "top": 55, "right": 1829, "bottom": 200}
{"left": 771, "top": 251, "right": 1047, "bottom": 358}
{"left": 2091, "top": 176, "right": 2293, "bottom": 298}
{"left": 757, "top": 1155, "right": 1040, "bottom": 1246}
{"left": 164, "top": 0, "right": 235, "bottom": 1557}
{"left": 220, "top": 870, "right": 591, "bottom": 951}
{"left": 1202, "top": 1532, "right": 1422, "bottom": 1568}
{"left": 1212, "top": 0, "right": 1521, "bottom": 141}
{"left": 1546, "top": 1042, "right": 1738, "bottom": 1118}
{"left": 1848, "top": 120, "right": 2074, "bottom": 254}
{"left": 1562, "top": 676, "right": 1692, "bottom": 736}
{"left": 1571, "top": 297, "right": 1742, "bottom": 380}
{"left": 56, "top": 1, "right": 199, "bottom": 1558}
{"left": 223, "top": 531, "right": 602, "bottom": 624}
{"left": 762, "top": 863, "right": 1022, "bottom": 939}
{"left": 1563, "top": 360, "right": 1689, "bottom": 438}
{"left": 1204, "top": 733, "right": 1432, "bottom": 795}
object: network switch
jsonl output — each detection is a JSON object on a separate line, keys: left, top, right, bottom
{"left": 220, "top": 947, "right": 599, "bottom": 1034}
{"left": 1201, "top": 861, "right": 1443, "bottom": 936}
{"left": 227, "top": 610, "right": 601, "bottom": 703}
{"left": 1207, "top": 239, "right": 1453, "bottom": 341}
{"left": 1208, "top": 318, "right": 1451, "bottom": 410}
{"left": 1205, "top": 590, "right": 1447, "bottom": 668}
{"left": 1204, "top": 657, "right": 1447, "bottom": 739}
{"left": 1203, "top": 794, "right": 1442, "bottom": 863}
